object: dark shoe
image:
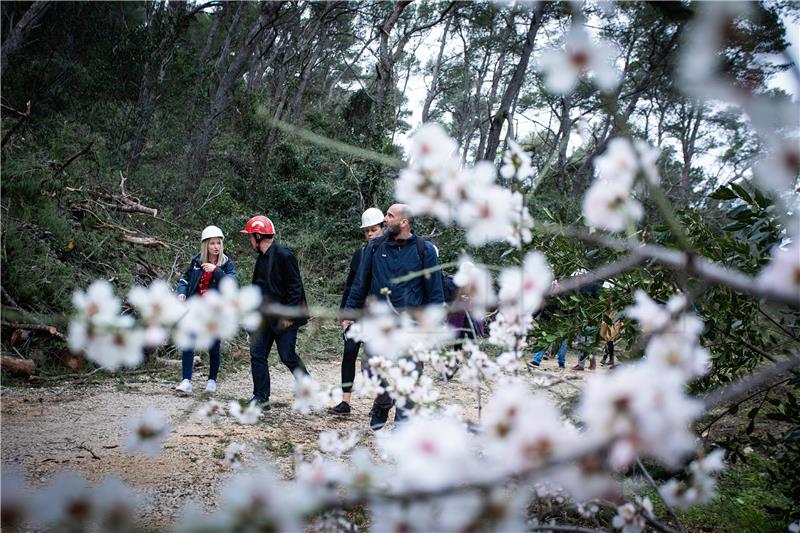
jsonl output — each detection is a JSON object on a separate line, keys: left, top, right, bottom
{"left": 369, "top": 405, "right": 390, "bottom": 431}
{"left": 526, "top": 360, "right": 540, "bottom": 368}
{"left": 571, "top": 363, "right": 584, "bottom": 372}
{"left": 394, "top": 408, "right": 410, "bottom": 425}
{"left": 329, "top": 401, "right": 351, "bottom": 415}
{"left": 249, "top": 396, "right": 271, "bottom": 410}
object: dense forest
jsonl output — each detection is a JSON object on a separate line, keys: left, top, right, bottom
{"left": 1, "top": 1, "right": 799, "bottom": 531}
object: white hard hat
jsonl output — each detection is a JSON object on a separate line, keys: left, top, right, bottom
{"left": 360, "top": 207, "right": 384, "bottom": 229}
{"left": 201, "top": 225, "right": 224, "bottom": 241}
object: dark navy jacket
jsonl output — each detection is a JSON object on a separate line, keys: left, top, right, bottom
{"left": 251, "top": 242, "right": 308, "bottom": 331}
{"left": 344, "top": 233, "right": 444, "bottom": 310}
{"left": 340, "top": 246, "right": 364, "bottom": 310}
{"left": 177, "top": 254, "right": 237, "bottom": 297}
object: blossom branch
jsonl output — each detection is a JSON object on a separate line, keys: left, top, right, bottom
{"left": 637, "top": 458, "right": 686, "bottom": 533}
{"left": 534, "top": 223, "right": 800, "bottom": 309}
{"left": 702, "top": 352, "right": 800, "bottom": 410}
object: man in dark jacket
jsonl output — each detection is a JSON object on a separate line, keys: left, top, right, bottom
{"left": 342, "top": 203, "right": 444, "bottom": 429}
{"left": 241, "top": 215, "right": 310, "bottom": 406}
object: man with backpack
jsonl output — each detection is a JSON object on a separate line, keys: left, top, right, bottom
{"left": 342, "top": 203, "right": 444, "bottom": 430}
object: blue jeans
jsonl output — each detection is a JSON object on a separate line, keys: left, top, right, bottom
{"left": 182, "top": 339, "right": 221, "bottom": 380}
{"left": 532, "top": 339, "right": 567, "bottom": 367}
{"left": 249, "top": 327, "right": 309, "bottom": 401}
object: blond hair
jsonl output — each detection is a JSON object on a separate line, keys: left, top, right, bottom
{"left": 200, "top": 237, "right": 228, "bottom": 266}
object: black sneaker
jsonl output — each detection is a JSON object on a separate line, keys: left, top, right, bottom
{"left": 369, "top": 406, "right": 390, "bottom": 431}
{"left": 329, "top": 401, "right": 351, "bottom": 415}
{"left": 248, "top": 396, "right": 271, "bottom": 410}
{"left": 526, "top": 360, "right": 540, "bottom": 369}
{"left": 394, "top": 408, "right": 410, "bottom": 425}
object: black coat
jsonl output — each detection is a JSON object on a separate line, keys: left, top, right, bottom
{"left": 340, "top": 246, "right": 364, "bottom": 310}
{"left": 252, "top": 242, "right": 308, "bottom": 332}
{"left": 177, "top": 254, "right": 237, "bottom": 297}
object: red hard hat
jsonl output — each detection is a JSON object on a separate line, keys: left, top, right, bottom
{"left": 241, "top": 216, "right": 275, "bottom": 235}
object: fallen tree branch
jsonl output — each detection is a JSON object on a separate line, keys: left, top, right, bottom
{"left": 1, "top": 100, "right": 32, "bottom": 149}
{"left": 52, "top": 141, "right": 94, "bottom": 178}
{"left": 0, "top": 354, "right": 35, "bottom": 377}
{"left": 117, "top": 234, "right": 169, "bottom": 248}
{"left": 0, "top": 320, "right": 66, "bottom": 341}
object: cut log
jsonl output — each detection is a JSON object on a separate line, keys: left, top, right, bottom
{"left": 1, "top": 355, "right": 36, "bottom": 377}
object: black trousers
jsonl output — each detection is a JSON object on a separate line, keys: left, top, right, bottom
{"left": 249, "top": 327, "right": 309, "bottom": 401}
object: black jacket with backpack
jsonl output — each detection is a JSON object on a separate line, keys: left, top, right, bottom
{"left": 344, "top": 233, "right": 444, "bottom": 310}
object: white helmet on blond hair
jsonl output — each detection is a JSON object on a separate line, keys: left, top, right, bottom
{"left": 201, "top": 225, "right": 224, "bottom": 241}
{"left": 360, "top": 207, "right": 384, "bottom": 229}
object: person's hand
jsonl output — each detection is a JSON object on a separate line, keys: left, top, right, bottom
{"left": 178, "top": 294, "right": 187, "bottom": 302}
{"left": 280, "top": 319, "right": 293, "bottom": 330}
{"left": 201, "top": 263, "right": 216, "bottom": 273}
{"left": 341, "top": 319, "right": 353, "bottom": 330}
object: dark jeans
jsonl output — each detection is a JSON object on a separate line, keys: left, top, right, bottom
{"left": 249, "top": 327, "right": 309, "bottom": 401}
{"left": 182, "top": 339, "right": 221, "bottom": 381}
{"left": 341, "top": 326, "right": 361, "bottom": 393}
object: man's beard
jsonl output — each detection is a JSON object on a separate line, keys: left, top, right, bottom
{"left": 384, "top": 224, "right": 400, "bottom": 238}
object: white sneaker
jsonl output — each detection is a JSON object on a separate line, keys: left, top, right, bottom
{"left": 205, "top": 379, "right": 217, "bottom": 393}
{"left": 175, "top": 379, "right": 192, "bottom": 394}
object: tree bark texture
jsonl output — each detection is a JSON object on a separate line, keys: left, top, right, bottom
{"left": 483, "top": 2, "right": 545, "bottom": 162}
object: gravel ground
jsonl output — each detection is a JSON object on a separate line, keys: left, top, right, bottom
{"left": 1, "top": 351, "right": 598, "bottom": 531}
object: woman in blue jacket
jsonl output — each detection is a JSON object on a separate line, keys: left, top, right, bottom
{"left": 175, "top": 225, "right": 237, "bottom": 394}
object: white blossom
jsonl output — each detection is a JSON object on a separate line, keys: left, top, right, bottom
{"left": 128, "top": 280, "right": 186, "bottom": 329}
{"left": 223, "top": 443, "right": 247, "bottom": 470}
{"left": 498, "top": 251, "right": 553, "bottom": 318}
{"left": 757, "top": 240, "right": 800, "bottom": 301}
{"left": 660, "top": 449, "right": 726, "bottom": 509}
{"left": 229, "top": 400, "right": 262, "bottom": 425}
{"left": 582, "top": 179, "right": 643, "bottom": 232}
{"left": 1, "top": 468, "right": 31, "bottom": 530}
{"left": 579, "top": 363, "right": 702, "bottom": 467}
{"left": 124, "top": 407, "right": 170, "bottom": 457}
{"left": 196, "top": 399, "right": 225, "bottom": 423}
{"left": 645, "top": 334, "right": 711, "bottom": 380}
{"left": 378, "top": 416, "right": 475, "bottom": 491}
{"left": 538, "top": 24, "right": 620, "bottom": 94}
{"left": 319, "top": 430, "right": 360, "bottom": 456}
{"left": 452, "top": 257, "right": 497, "bottom": 314}
{"left": 92, "top": 476, "right": 141, "bottom": 532}
{"left": 626, "top": 290, "right": 672, "bottom": 333}
{"left": 218, "top": 468, "right": 303, "bottom": 532}
{"left": 501, "top": 139, "right": 535, "bottom": 180}
{"left": 32, "top": 471, "right": 94, "bottom": 530}
{"left": 72, "top": 279, "right": 122, "bottom": 325}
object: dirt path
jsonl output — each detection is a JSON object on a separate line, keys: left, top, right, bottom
{"left": 1, "top": 354, "right": 597, "bottom": 530}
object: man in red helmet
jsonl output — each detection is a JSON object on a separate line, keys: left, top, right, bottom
{"left": 241, "top": 215, "right": 310, "bottom": 406}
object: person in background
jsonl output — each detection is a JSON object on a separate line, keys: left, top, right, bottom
{"left": 175, "top": 225, "right": 237, "bottom": 394}
{"left": 241, "top": 215, "right": 310, "bottom": 407}
{"left": 330, "top": 208, "right": 385, "bottom": 415}
{"left": 600, "top": 299, "right": 622, "bottom": 367}
{"left": 342, "top": 203, "right": 444, "bottom": 430}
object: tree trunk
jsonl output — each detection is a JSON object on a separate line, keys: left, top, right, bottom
{"left": 188, "top": 1, "right": 283, "bottom": 183}
{"left": 0, "top": 0, "right": 52, "bottom": 78}
{"left": 375, "top": 1, "right": 413, "bottom": 124}
{"left": 187, "top": 5, "right": 227, "bottom": 118}
{"left": 289, "top": 2, "right": 339, "bottom": 124}
{"left": 483, "top": 2, "right": 544, "bottom": 162}
{"left": 0, "top": 355, "right": 35, "bottom": 377}
{"left": 126, "top": 1, "right": 190, "bottom": 177}
{"left": 420, "top": 15, "right": 450, "bottom": 124}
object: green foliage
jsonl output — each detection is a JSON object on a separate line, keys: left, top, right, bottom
{"left": 638, "top": 456, "right": 793, "bottom": 533}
